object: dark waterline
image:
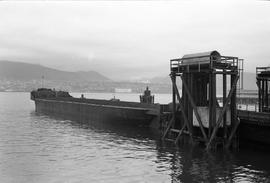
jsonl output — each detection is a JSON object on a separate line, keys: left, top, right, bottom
{"left": 0, "top": 92, "right": 270, "bottom": 183}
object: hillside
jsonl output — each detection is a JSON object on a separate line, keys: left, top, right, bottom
{"left": 148, "top": 72, "right": 257, "bottom": 90}
{"left": 0, "top": 61, "right": 110, "bottom": 82}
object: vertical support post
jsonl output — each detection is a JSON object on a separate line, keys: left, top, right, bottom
{"left": 172, "top": 73, "right": 176, "bottom": 127}
{"left": 182, "top": 73, "right": 189, "bottom": 131}
{"left": 241, "top": 60, "right": 244, "bottom": 89}
{"left": 188, "top": 73, "right": 193, "bottom": 129}
{"left": 269, "top": 79, "right": 270, "bottom": 111}
{"left": 209, "top": 56, "right": 215, "bottom": 139}
{"left": 266, "top": 80, "right": 269, "bottom": 110}
{"left": 223, "top": 71, "right": 227, "bottom": 139}
{"left": 258, "top": 79, "right": 262, "bottom": 112}
{"left": 231, "top": 73, "right": 237, "bottom": 134}
{"left": 267, "top": 78, "right": 270, "bottom": 112}
{"left": 182, "top": 73, "right": 186, "bottom": 115}
{"left": 262, "top": 79, "right": 265, "bottom": 111}
{"left": 212, "top": 72, "right": 217, "bottom": 129}
{"left": 208, "top": 71, "right": 212, "bottom": 137}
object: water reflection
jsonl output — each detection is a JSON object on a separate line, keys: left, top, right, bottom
{"left": 156, "top": 142, "right": 270, "bottom": 182}
{"left": 30, "top": 112, "right": 270, "bottom": 183}
{"left": 1, "top": 92, "right": 270, "bottom": 182}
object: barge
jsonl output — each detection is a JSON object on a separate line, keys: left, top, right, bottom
{"left": 31, "top": 88, "right": 161, "bottom": 128}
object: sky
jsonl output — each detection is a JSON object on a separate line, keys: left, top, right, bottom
{"left": 0, "top": 1, "right": 270, "bottom": 80}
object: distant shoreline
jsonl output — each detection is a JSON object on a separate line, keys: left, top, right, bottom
{"left": 0, "top": 90, "right": 172, "bottom": 94}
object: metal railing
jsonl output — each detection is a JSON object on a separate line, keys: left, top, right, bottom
{"left": 170, "top": 55, "right": 238, "bottom": 72}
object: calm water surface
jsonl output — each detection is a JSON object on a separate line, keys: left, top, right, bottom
{"left": 0, "top": 92, "right": 270, "bottom": 183}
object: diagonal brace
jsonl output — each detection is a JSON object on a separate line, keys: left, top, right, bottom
{"left": 175, "top": 123, "right": 187, "bottom": 144}
{"left": 206, "top": 75, "right": 239, "bottom": 150}
{"left": 171, "top": 76, "right": 194, "bottom": 142}
{"left": 180, "top": 75, "right": 208, "bottom": 142}
{"left": 162, "top": 117, "right": 174, "bottom": 140}
{"left": 225, "top": 117, "right": 240, "bottom": 149}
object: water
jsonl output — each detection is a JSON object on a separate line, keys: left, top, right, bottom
{"left": 1, "top": 92, "right": 270, "bottom": 183}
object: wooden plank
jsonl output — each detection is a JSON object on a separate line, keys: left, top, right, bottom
{"left": 170, "top": 128, "right": 181, "bottom": 133}
{"left": 213, "top": 71, "right": 237, "bottom": 74}
{"left": 180, "top": 75, "right": 208, "bottom": 142}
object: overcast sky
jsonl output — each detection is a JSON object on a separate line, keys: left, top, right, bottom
{"left": 0, "top": 1, "right": 270, "bottom": 80}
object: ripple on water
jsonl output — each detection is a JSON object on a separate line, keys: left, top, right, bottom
{"left": 1, "top": 93, "right": 270, "bottom": 183}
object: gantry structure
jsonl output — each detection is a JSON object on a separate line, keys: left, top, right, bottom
{"left": 163, "top": 51, "right": 240, "bottom": 150}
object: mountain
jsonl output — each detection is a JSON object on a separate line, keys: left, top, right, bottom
{"left": 148, "top": 72, "right": 257, "bottom": 90}
{"left": 148, "top": 76, "right": 171, "bottom": 84}
{"left": 0, "top": 61, "right": 110, "bottom": 82}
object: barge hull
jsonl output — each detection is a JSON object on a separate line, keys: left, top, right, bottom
{"left": 238, "top": 110, "right": 270, "bottom": 145}
{"left": 34, "top": 98, "right": 160, "bottom": 127}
